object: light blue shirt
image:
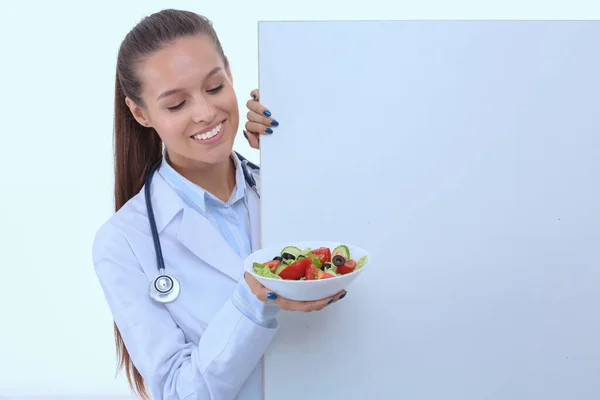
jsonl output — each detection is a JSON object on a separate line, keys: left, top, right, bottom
{"left": 158, "top": 151, "right": 279, "bottom": 327}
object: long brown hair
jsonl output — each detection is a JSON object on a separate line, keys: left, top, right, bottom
{"left": 113, "top": 9, "right": 226, "bottom": 399}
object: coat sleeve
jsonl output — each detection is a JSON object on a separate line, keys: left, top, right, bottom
{"left": 92, "top": 222, "right": 279, "bottom": 400}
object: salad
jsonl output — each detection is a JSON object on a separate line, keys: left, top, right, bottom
{"left": 252, "top": 244, "right": 367, "bottom": 280}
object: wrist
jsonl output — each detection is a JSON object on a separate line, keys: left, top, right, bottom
{"left": 232, "top": 276, "right": 280, "bottom": 326}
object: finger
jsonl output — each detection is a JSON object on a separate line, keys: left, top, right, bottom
{"left": 245, "top": 121, "right": 274, "bottom": 136}
{"left": 281, "top": 289, "right": 348, "bottom": 312}
{"left": 243, "top": 130, "right": 260, "bottom": 149}
{"left": 243, "top": 274, "right": 302, "bottom": 311}
{"left": 245, "top": 98, "right": 272, "bottom": 119}
{"left": 250, "top": 89, "right": 260, "bottom": 101}
{"left": 244, "top": 273, "right": 288, "bottom": 305}
{"left": 245, "top": 274, "right": 279, "bottom": 303}
{"left": 307, "top": 290, "right": 347, "bottom": 311}
{"left": 254, "top": 290, "right": 302, "bottom": 311}
{"left": 246, "top": 110, "right": 278, "bottom": 129}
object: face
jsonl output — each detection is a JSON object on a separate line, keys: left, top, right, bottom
{"left": 126, "top": 34, "right": 239, "bottom": 167}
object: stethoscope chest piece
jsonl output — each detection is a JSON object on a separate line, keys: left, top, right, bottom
{"left": 149, "top": 272, "right": 180, "bottom": 303}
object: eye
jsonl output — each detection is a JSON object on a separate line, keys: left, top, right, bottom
{"left": 167, "top": 101, "right": 185, "bottom": 112}
{"left": 207, "top": 83, "right": 224, "bottom": 94}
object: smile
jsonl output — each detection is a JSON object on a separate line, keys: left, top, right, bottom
{"left": 190, "top": 122, "right": 223, "bottom": 141}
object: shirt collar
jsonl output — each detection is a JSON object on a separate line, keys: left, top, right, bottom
{"left": 157, "top": 150, "right": 248, "bottom": 214}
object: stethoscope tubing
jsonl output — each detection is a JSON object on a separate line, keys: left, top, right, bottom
{"left": 144, "top": 153, "right": 259, "bottom": 303}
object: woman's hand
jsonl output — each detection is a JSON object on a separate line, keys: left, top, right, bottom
{"left": 243, "top": 89, "right": 278, "bottom": 149}
{"left": 244, "top": 272, "right": 346, "bottom": 312}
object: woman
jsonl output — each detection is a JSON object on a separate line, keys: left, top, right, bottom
{"left": 92, "top": 8, "right": 346, "bottom": 400}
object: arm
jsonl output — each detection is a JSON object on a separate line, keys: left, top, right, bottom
{"left": 92, "top": 223, "right": 279, "bottom": 400}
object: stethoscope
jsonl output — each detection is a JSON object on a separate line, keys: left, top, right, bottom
{"left": 145, "top": 152, "right": 260, "bottom": 304}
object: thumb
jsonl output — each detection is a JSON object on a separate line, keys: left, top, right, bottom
{"left": 244, "top": 130, "right": 260, "bottom": 149}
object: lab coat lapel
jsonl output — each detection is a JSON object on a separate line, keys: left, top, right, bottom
{"left": 177, "top": 206, "right": 243, "bottom": 282}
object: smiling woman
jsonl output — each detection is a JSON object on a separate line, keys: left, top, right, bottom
{"left": 92, "top": 8, "right": 346, "bottom": 400}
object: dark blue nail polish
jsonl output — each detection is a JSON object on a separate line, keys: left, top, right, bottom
{"left": 243, "top": 131, "right": 248, "bottom": 139}
{"left": 265, "top": 127, "right": 273, "bottom": 134}
{"left": 267, "top": 292, "right": 277, "bottom": 300}
{"left": 263, "top": 110, "right": 271, "bottom": 117}
{"left": 338, "top": 293, "right": 346, "bottom": 300}
{"left": 327, "top": 299, "right": 334, "bottom": 305}
{"left": 252, "top": 94, "right": 256, "bottom": 99}
{"left": 270, "top": 119, "right": 279, "bottom": 127}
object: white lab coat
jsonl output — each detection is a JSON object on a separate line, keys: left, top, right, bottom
{"left": 92, "top": 164, "right": 277, "bottom": 400}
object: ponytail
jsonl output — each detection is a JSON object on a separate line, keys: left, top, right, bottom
{"left": 112, "top": 69, "right": 161, "bottom": 400}
{"left": 114, "top": 71, "right": 162, "bottom": 212}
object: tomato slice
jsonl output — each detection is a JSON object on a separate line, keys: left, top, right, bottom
{"left": 278, "top": 257, "right": 312, "bottom": 280}
{"left": 336, "top": 258, "right": 357, "bottom": 275}
{"left": 310, "top": 247, "right": 332, "bottom": 264}
{"left": 305, "top": 263, "right": 335, "bottom": 280}
{"left": 263, "top": 260, "right": 280, "bottom": 271}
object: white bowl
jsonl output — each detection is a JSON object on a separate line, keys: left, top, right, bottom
{"left": 244, "top": 241, "right": 371, "bottom": 301}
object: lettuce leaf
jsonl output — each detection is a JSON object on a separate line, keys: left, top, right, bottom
{"left": 253, "top": 262, "right": 281, "bottom": 279}
{"left": 306, "top": 253, "right": 322, "bottom": 269}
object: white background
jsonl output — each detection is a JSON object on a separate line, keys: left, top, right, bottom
{"left": 1, "top": 0, "right": 600, "bottom": 398}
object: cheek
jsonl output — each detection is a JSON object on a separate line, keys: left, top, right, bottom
{"left": 151, "top": 111, "right": 190, "bottom": 143}
{"left": 221, "top": 88, "right": 239, "bottom": 117}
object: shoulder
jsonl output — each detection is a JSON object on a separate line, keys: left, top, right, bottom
{"left": 92, "top": 190, "right": 148, "bottom": 269}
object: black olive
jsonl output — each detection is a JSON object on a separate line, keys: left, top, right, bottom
{"left": 297, "top": 255, "right": 306, "bottom": 260}
{"left": 281, "top": 252, "right": 296, "bottom": 261}
{"left": 321, "top": 262, "right": 332, "bottom": 271}
{"left": 332, "top": 255, "right": 346, "bottom": 266}
{"left": 273, "top": 256, "right": 283, "bottom": 262}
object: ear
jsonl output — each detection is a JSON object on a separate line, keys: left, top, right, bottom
{"left": 125, "top": 97, "right": 152, "bottom": 128}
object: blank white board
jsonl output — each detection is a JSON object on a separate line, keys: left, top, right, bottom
{"left": 258, "top": 21, "right": 600, "bottom": 400}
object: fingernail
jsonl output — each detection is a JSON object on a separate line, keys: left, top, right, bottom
{"left": 338, "top": 293, "right": 346, "bottom": 300}
{"left": 270, "top": 119, "right": 279, "bottom": 127}
{"left": 267, "top": 292, "right": 278, "bottom": 300}
{"left": 243, "top": 131, "right": 248, "bottom": 139}
{"left": 252, "top": 94, "right": 256, "bottom": 99}
{"left": 265, "top": 127, "right": 273, "bottom": 134}
{"left": 263, "top": 110, "right": 271, "bottom": 117}
{"left": 327, "top": 299, "right": 334, "bottom": 305}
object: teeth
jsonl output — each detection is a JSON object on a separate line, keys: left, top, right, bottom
{"left": 192, "top": 123, "right": 222, "bottom": 141}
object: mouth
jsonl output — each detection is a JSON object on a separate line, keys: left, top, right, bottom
{"left": 190, "top": 121, "right": 226, "bottom": 144}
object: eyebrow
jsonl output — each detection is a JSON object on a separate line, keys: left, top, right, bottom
{"left": 156, "top": 67, "right": 222, "bottom": 101}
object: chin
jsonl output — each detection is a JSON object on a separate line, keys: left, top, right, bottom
{"left": 198, "top": 133, "right": 236, "bottom": 164}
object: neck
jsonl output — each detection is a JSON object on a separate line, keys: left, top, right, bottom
{"left": 166, "top": 152, "right": 236, "bottom": 202}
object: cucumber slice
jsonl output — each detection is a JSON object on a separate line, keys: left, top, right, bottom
{"left": 355, "top": 255, "right": 368, "bottom": 271}
{"left": 281, "top": 246, "right": 302, "bottom": 259}
{"left": 323, "top": 264, "right": 340, "bottom": 276}
{"left": 300, "top": 247, "right": 313, "bottom": 255}
{"left": 332, "top": 245, "right": 350, "bottom": 259}
{"left": 275, "top": 263, "right": 288, "bottom": 275}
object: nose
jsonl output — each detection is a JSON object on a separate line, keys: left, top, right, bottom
{"left": 191, "top": 97, "right": 217, "bottom": 124}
